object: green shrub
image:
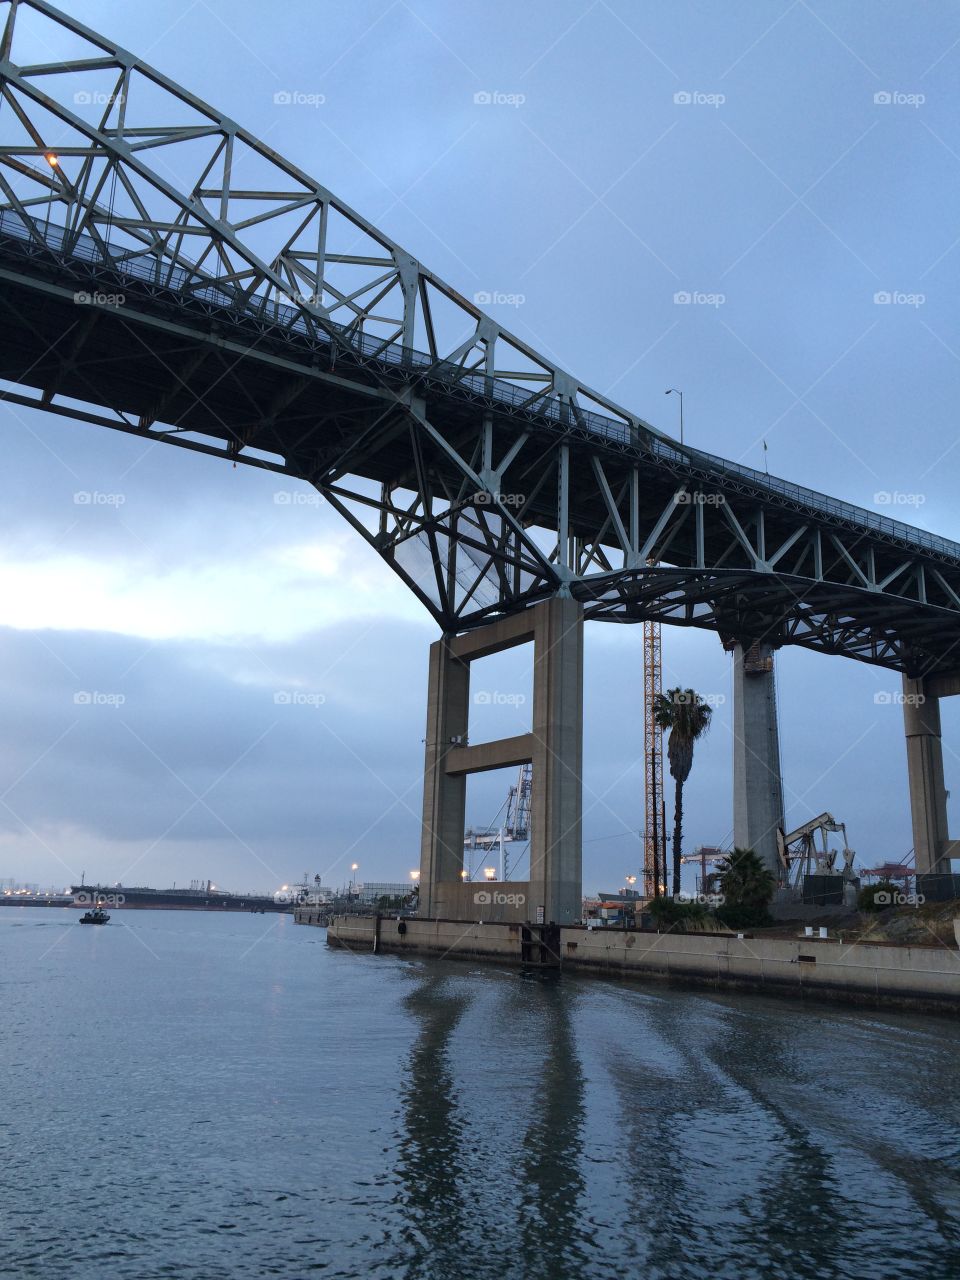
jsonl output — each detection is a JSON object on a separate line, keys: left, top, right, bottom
{"left": 857, "top": 880, "right": 898, "bottom": 913}
{"left": 648, "top": 896, "right": 708, "bottom": 931}
{"left": 715, "top": 902, "right": 771, "bottom": 930}
{"left": 714, "top": 847, "right": 775, "bottom": 929}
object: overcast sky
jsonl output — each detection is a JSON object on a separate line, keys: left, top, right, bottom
{"left": 2, "top": 0, "right": 959, "bottom": 895}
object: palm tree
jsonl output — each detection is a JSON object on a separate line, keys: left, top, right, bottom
{"left": 654, "top": 688, "right": 713, "bottom": 897}
{"left": 715, "top": 847, "right": 775, "bottom": 927}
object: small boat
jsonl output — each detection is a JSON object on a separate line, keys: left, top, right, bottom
{"left": 79, "top": 906, "right": 110, "bottom": 925}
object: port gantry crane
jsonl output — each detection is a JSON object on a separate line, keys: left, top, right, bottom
{"left": 463, "top": 763, "right": 533, "bottom": 881}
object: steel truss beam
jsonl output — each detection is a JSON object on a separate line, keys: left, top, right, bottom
{"left": 0, "top": 0, "right": 959, "bottom": 677}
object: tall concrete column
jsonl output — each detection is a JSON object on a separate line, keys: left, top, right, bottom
{"left": 732, "top": 642, "right": 785, "bottom": 880}
{"left": 418, "top": 597, "right": 584, "bottom": 925}
{"left": 529, "top": 596, "right": 583, "bottom": 925}
{"left": 418, "top": 638, "right": 470, "bottom": 918}
{"left": 902, "top": 675, "right": 951, "bottom": 875}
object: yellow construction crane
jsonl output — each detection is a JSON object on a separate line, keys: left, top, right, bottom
{"left": 643, "top": 617, "right": 665, "bottom": 898}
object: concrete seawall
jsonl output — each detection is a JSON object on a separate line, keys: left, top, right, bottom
{"left": 310, "top": 912, "right": 960, "bottom": 1015}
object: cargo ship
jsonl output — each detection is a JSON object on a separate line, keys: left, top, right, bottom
{"left": 69, "top": 880, "right": 291, "bottom": 913}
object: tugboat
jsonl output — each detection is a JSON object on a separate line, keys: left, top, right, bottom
{"left": 79, "top": 905, "right": 110, "bottom": 925}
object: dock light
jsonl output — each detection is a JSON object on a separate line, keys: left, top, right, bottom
{"left": 410, "top": 869, "right": 420, "bottom": 880}
{"left": 625, "top": 875, "right": 637, "bottom": 887}
{"left": 351, "top": 863, "right": 359, "bottom": 872}
{"left": 483, "top": 867, "right": 496, "bottom": 881}
{"left": 460, "top": 869, "right": 469, "bottom": 880}
{"left": 45, "top": 152, "right": 59, "bottom": 167}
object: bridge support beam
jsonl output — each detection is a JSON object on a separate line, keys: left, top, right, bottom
{"left": 902, "top": 675, "right": 956, "bottom": 876}
{"left": 732, "top": 642, "right": 785, "bottom": 881}
{"left": 419, "top": 597, "right": 584, "bottom": 925}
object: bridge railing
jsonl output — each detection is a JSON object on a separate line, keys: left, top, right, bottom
{"left": 2, "top": 209, "right": 957, "bottom": 562}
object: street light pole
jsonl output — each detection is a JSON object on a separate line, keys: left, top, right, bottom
{"left": 665, "top": 387, "right": 683, "bottom": 446}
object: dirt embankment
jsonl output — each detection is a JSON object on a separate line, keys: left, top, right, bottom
{"left": 754, "top": 899, "right": 960, "bottom": 947}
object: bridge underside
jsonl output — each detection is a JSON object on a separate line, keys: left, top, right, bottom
{"left": 1, "top": 240, "right": 960, "bottom": 678}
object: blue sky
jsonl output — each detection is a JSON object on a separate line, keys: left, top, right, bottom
{"left": 1, "top": 0, "right": 959, "bottom": 895}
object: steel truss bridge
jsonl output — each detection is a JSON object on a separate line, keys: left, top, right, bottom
{"left": 1, "top": 0, "right": 959, "bottom": 677}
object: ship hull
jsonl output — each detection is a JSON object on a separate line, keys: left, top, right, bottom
{"left": 69, "top": 887, "right": 290, "bottom": 913}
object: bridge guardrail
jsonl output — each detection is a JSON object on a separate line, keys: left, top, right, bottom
{"left": 2, "top": 209, "right": 957, "bottom": 562}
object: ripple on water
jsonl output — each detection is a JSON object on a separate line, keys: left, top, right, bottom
{"left": 3, "top": 910, "right": 960, "bottom": 1279}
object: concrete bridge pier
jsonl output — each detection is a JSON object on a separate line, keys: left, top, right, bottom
{"left": 732, "top": 642, "right": 785, "bottom": 881}
{"left": 902, "top": 674, "right": 960, "bottom": 879}
{"left": 419, "top": 597, "right": 584, "bottom": 925}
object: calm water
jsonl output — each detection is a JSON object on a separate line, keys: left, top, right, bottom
{"left": 2, "top": 907, "right": 959, "bottom": 1279}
